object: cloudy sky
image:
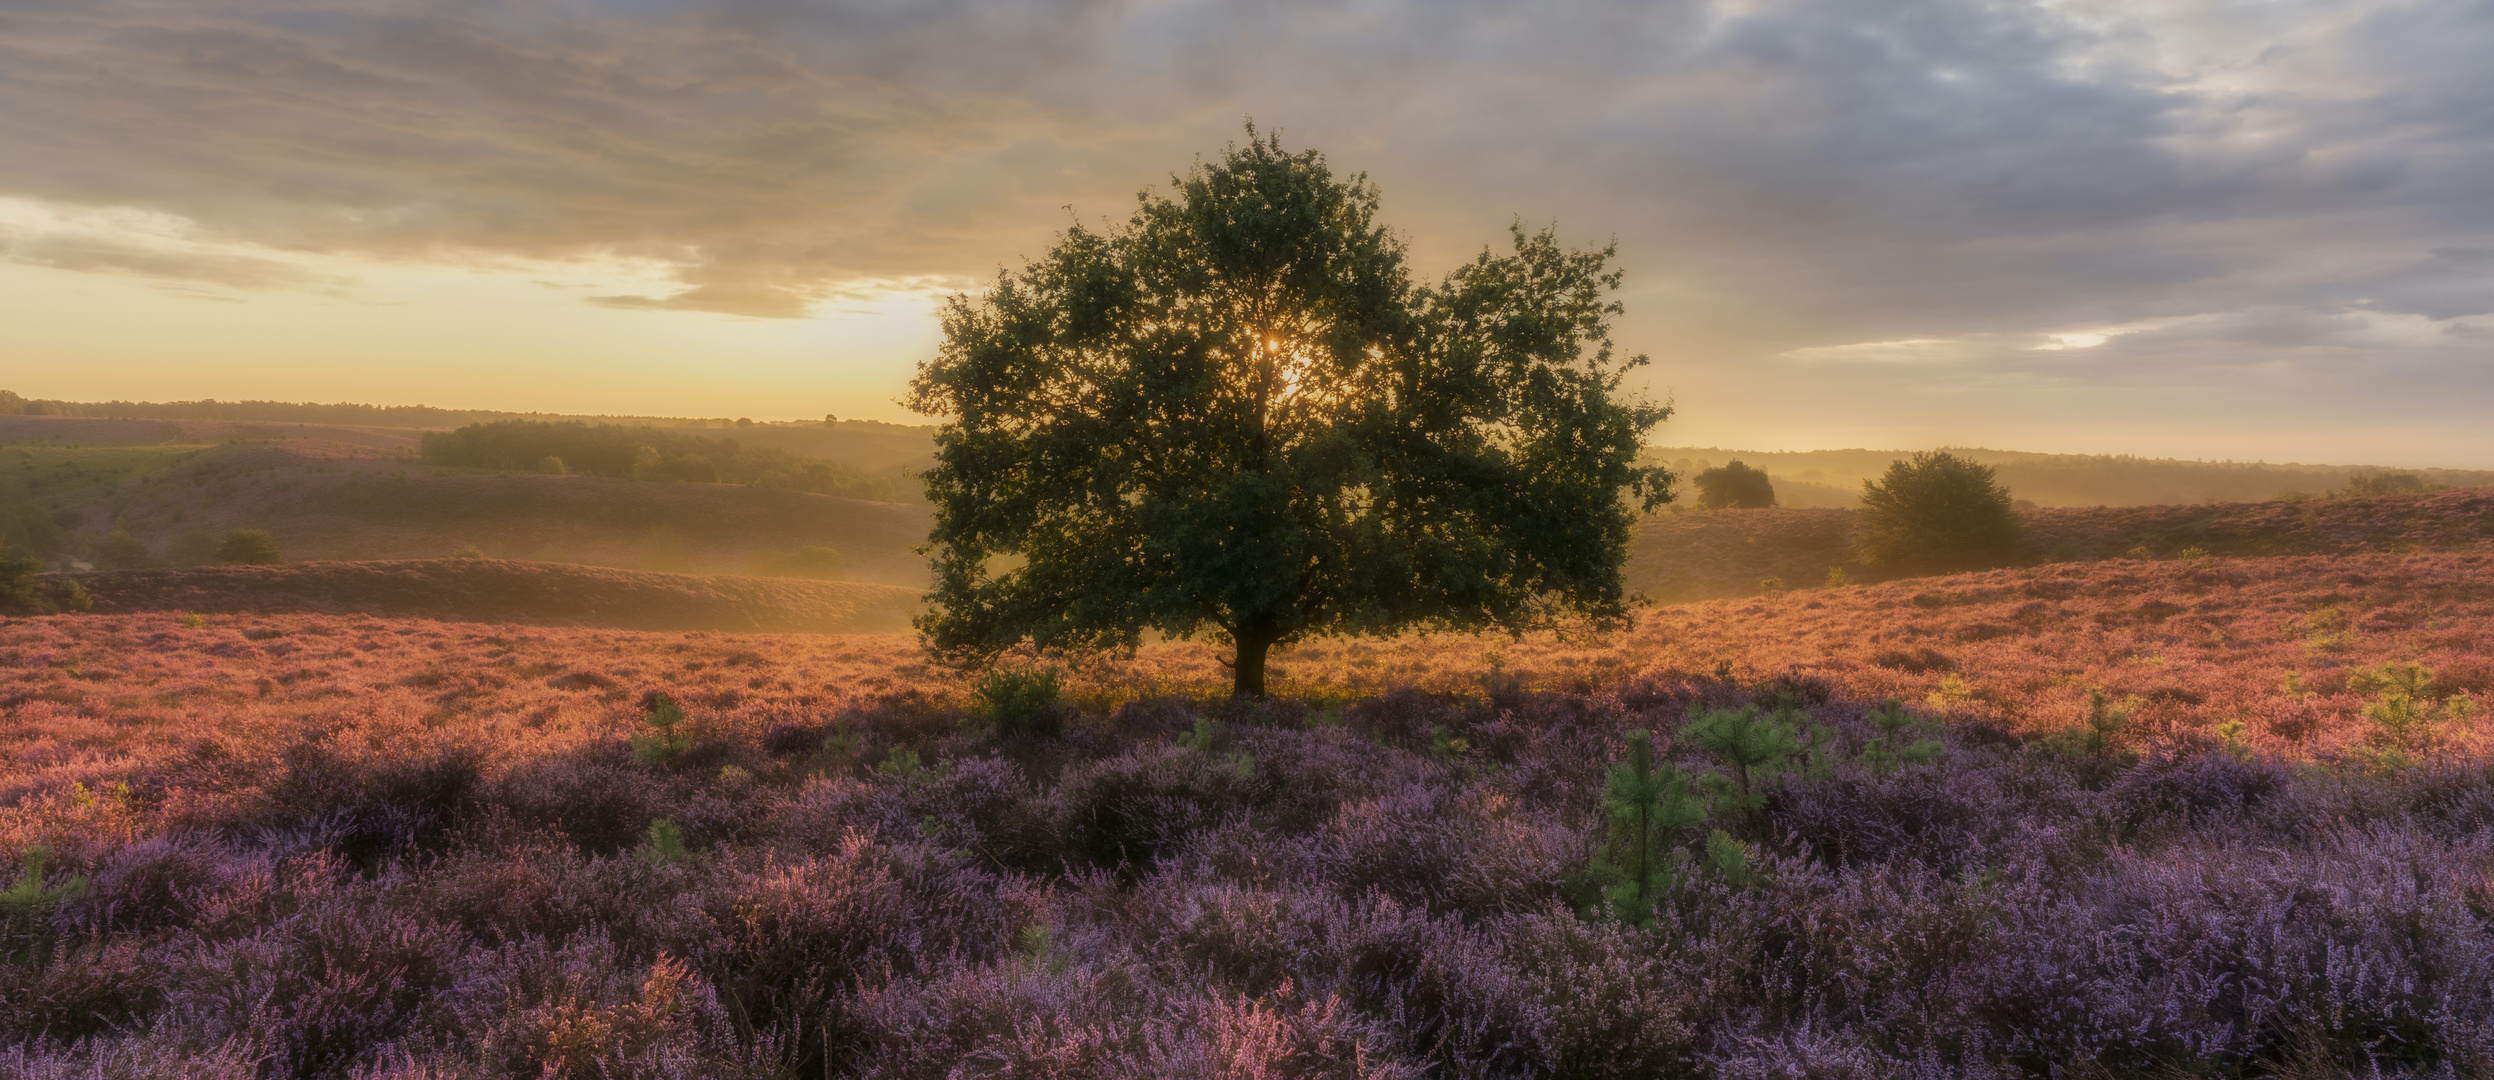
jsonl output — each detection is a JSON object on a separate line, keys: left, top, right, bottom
{"left": 2, "top": 0, "right": 2489, "bottom": 464}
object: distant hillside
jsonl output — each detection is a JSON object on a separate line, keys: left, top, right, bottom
{"left": 56, "top": 559, "right": 921, "bottom": 632}
{"left": 1649, "top": 446, "right": 2494, "bottom": 508}
{"left": 0, "top": 388, "right": 928, "bottom": 436}
{"left": 0, "top": 428, "right": 932, "bottom": 584}
{"left": 1630, "top": 487, "right": 2494, "bottom": 603}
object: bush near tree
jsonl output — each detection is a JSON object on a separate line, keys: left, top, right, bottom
{"left": 214, "top": 529, "right": 284, "bottom": 566}
{"left": 910, "top": 127, "right": 1674, "bottom": 697}
{"left": 1692, "top": 460, "right": 1776, "bottom": 509}
{"left": 1855, "top": 451, "right": 2025, "bottom": 575}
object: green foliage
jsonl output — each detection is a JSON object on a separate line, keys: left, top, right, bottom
{"left": 2348, "top": 662, "right": 2478, "bottom": 769}
{"left": 2048, "top": 689, "right": 2138, "bottom": 764}
{"left": 1703, "top": 829, "right": 1755, "bottom": 890}
{"left": 1016, "top": 924, "right": 1071, "bottom": 974}
{"left": 450, "top": 544, "right": 487, "bottom": 560}
{"left": 420, "top": 420, "right": 900, "bottom": 501}
{"left": 1861, "top": 698, "right": 1946, "bottom": 776}
{"left": 908, "top": 126, "right": 1674, "bottom": 697}
{"left": 92, "top": 530, "right": 151, "bottom": 570}
{"left": 637, "top": 818, "right": 691, "bottom": 866}
{"left": 1855, "top": 451, "right": 2025, "bottom": 575}
{"left": 631, "top": 693, "right": 691, "bottom": 766}
{"left": 1176, "top": 717, "right": 1254, "bottom": 778}
{"left": 214, "top": 529, "right": 284, "bottom": 565}
{"left": 0, "top": 542, "right": 88, "bottom": 615}
{"left": 1, "top": 845, "right": 87, "bottom": 961}
{"left": 1692, "top": 460, "right": 1776, "bottom": 510}
{"left": 973, "top": 667, "right": 1065, "bottom": 738}
{"left": 1680, "top": 698, "right": 1833, "bottom": 816}
{"left": 1581, "top": 730, "right": 1707, "bottom": 928}
{"left": 2342, "top": 471, "right": 2432, "bottom": 497}
{"left": 876, "top": 747, "right": 931, "bottom": 781}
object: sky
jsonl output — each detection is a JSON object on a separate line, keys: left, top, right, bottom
{"left": 1, "top": 0, "right": 2489, "bottom": 465}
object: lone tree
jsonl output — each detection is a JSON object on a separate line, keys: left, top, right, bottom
{"left": 909, "top": 129, "right": 1674, "bottom": 697}
{"left": 1692, "top": 460, "right": 1776, "bottom": 509}
{"left": 1855, "top": 451, "right": 2024, "bottom": 575}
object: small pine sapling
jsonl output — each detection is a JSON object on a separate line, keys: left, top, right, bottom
{"left": 1016, "top": 924, "right": 1071, "bottom": 974}
{"left": 638, "top": 818, "right": 691, "bottom": 866}
{"left": 877, "top": 747, "right": 929, "bottom": 781}
{"left": 2347, "top": 661, "right": 2477, "bottom": 769}
{"left": 2049, "top": 690, "right": 2139, "bottom": 767}
{"left": 1582, "top": 730, "right": 1708, "bottom": 928}
{"left": 1178, "top": 717, "right": 1254, "bottom": 779}
{"left": 1704, "top": 829, "right": 1756, "bottom": 890}
{"left": 973, "top": 667, "right": 1065, "bottom": 739}
{"left": 632, "top": 692, "right": 692, "bottom": 766}
{"left": 1681, "top": 699, "right": 1829, "bottom": 816}
{"left": 1861, "top": 698, "right": 1946, "bottom": 776}
{"left": 2, "top": 845, "right": 88, "bottom": 961}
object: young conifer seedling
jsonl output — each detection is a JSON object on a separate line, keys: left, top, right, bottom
{"left": 1585, "top": 729, "right": 1708, "bottom": 928}
{"left": 632, "top": 692, "right": 691, "bottom": 766}
{"left": 1862, "top": 698, "right": 1946, "bottom": 776}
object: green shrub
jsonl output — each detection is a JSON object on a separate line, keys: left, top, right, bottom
{"left": 2347, "top": 662, "right": 2478, "bottom": 769}
{"left": 92, "top": 530, "right": 152, "bottom": 569}
{"left": 638, "top": 818, "right": 692, "bottom": 865}
{"left": 0, "top": 544, "right": 89, "bottom": 615}
{"left": 973, "top": 668, "right": 1064, "bottom": 738}
{"left": 631, "top": 693, "right": 691, "bottom": 766}
{"left": 1692, "top": 460, "right": 1776, "bottom": 509}
{"left": 1, "top": 845, "right": 87, "bottom": 962}
{"left": 214, "top": 529, "right": 284, "bottom": 565}
{"left": 2342, "top": 471, "right": 2431, "bottom": 497}
{"left": 1861, "top": 699, "right": 1945, "bottom": 776}
{"left": 1855, "top": 451, "right": 2025, "bottom": 575}
{"left": 1578, "top": 729, "right": 1706, "bottom": 928}
{"left": 1680, "top": 699, "right": 1833, "bottom": 816}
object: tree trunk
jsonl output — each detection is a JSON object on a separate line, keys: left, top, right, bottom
{"left": 1231, "top": 631, "right": 1276, "bottom": 698}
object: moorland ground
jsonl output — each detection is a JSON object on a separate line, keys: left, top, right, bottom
{"left": 6, "top": 407, "right": 2494, "bottom": 1076}
{"left": 2, "top": 547, "right": 2490, "bottom": 1077}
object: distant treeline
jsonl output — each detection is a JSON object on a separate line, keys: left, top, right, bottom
{"left": 420, "top": 421, "right": 908, "bottom": 502}
{"left": 1649, "top": 446, "right": 2494, "bottom": 508}
{"left": 0, "top": 389, "right": 923, "bottom": 435}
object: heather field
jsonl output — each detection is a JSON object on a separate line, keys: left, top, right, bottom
{"left": 2, "top": 552, "right": 2491, "bottom": 1077}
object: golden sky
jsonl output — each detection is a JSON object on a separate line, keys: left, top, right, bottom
{"left": 2, "top": 0, "right": 2490, "bottom": 464}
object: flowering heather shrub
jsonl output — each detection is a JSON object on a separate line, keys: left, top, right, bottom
{"left": 0, "top": 550, "right": 2490, "bottom": 1077}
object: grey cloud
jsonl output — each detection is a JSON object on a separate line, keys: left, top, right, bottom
{"left": 0, "top": 0, "right": 2488, "bottom": 434}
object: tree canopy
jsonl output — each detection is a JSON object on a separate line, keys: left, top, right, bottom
{"left": 1692, "top": 460, "right": 1776, "bottom": 509}
{"left": 909, "top": 129, "right": 1674, "bottom": 696}
{"left": 1855, "top": 451, "right": 2025, "bottom": 575}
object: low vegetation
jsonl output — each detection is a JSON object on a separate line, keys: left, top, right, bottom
{"left": 0, "top": 575, "right": 2486, "bottom": 1075}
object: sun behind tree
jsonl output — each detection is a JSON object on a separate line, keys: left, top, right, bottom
{"left": 909, "top": 127, "right": 1675, "bottom": 696}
